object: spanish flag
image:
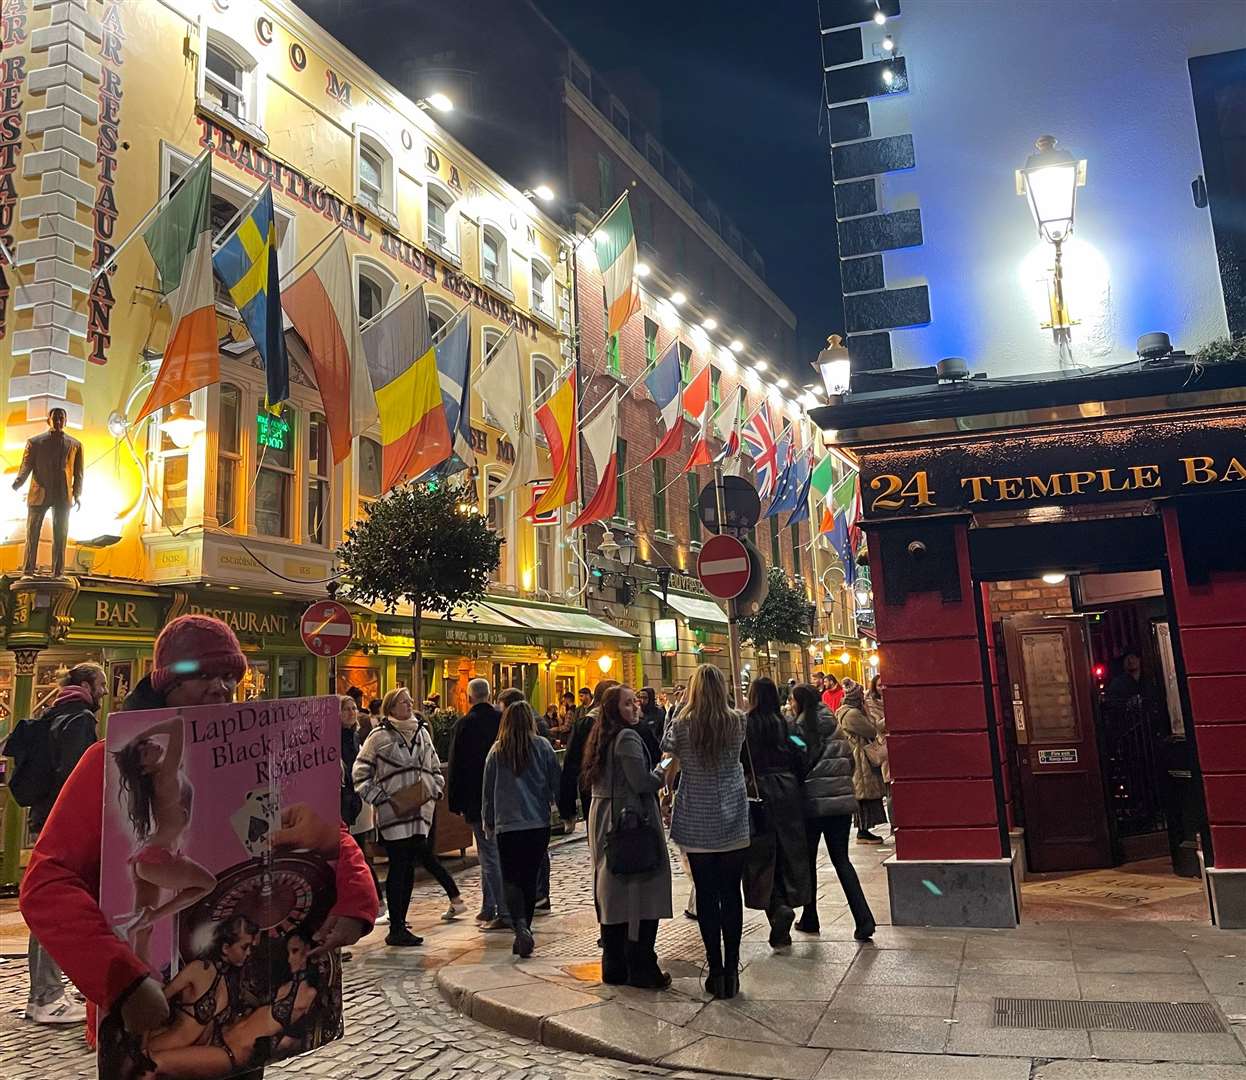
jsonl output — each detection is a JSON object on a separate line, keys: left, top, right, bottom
{"left": 361, "top": 286, "right": 451, "bottom": 490}
{"left": 528, "top": 371, "right": 578, "bottom": 518}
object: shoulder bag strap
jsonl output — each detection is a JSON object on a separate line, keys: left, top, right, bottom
{"left": 742, "top": 716, "right": 761, "bottom": 797}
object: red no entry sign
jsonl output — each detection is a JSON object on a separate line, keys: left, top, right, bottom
{"left": 697, "top": 534, "right": 752, "bottom": 600}
{"left": 300, "top": 600, "right": 354, "bottom": 657}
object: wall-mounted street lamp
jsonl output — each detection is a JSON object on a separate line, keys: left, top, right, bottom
{"left": 159, "top": 398, "right": 205, "bottom": 448}
{"left": 418, "top": 92, "right": 454, "bottom": 113}
{"left": 1017, "top": 135, "right": 1086, "bottom": 354}
{"left": 814, "top": 334, "right": 852, "bottom": 399}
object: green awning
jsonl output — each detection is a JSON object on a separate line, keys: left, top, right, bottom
{"left": 484, "top": 600, "right": 637, "bottom": 649}
{"left": 651, "top": 589, "right": 727, "bottom": 627}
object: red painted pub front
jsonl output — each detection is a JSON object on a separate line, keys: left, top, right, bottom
{"left": 816, "top": 360, "right": 1246, "bottom": 928}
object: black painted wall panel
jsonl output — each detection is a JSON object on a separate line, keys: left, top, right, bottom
{"left": 842, "top": 255, "right": 885, "bottom": 294}
{"left": 825, "top": 56, "right": 908, "bottom": 104}
{"left": 838, "top": 209, "right": 923, "bottom": 257}
{"left": 834, "top": 178, "right": 878, "bottom": 218}
{"left": 824, "top": 28, "right": 864, "bottom": 67}
{"left": 820, "top": 0, "right": 901, "bottom": 30}
{"left": 829, "top": 103, "right": 871, "bottom": 144}
{"left": 845, "top": 285, "right": 931, "bottom": 333}
{"left": 831, "top": 135, "right": 915, "bottom": 180}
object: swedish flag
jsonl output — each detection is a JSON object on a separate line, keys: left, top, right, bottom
{"left": 212, "top": 185, "right": 289, "bottom": 408}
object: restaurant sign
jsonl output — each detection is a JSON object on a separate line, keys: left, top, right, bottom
{"left": 857, "top": 412, "right": 1246, "bottom": 518}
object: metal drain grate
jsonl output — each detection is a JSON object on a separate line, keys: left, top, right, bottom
{"left": 993, "top": 997, "right": 1226, "bottom": 1034}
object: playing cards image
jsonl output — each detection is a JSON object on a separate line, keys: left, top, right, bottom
{"left": 99, "top": 697, "right": 344, "bottom": 1080}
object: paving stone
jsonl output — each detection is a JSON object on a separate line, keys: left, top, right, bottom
{"left": 1076, "top": 971, "right": 1212, "bottom": 1001}
{"left": 720, "top": 999, "right": 829, "bottom": 1043}
{"left": 808, "top": 1011, "right": 952, "bottom": 1053}
{"left": 1033, "top": 1061, "right": 1246, "bottom": 1080}
{"left": 1089, "top": 1030, "right": 1246, "bottom": 1063}
{"left": 955, "top": 971, "right": 1082, "bottom": 1001}
{"left": 470, "top": 982, "right": 601, "bottom": 1039}
{"left": 737, "top": 955, "right": 853, "bottom": 999}
{"left": 544, "top": 1002, "right": 700, "bottom": 1063}
{"left": 660, "top": 1035, "right": 830, "bottom": 1079}
{"left": 827, "top": 982, "right": 955, "bottom": 1017}
{"left": 841, "top": 950, "right": 962, "bottom": 987}
{"left": 434, "top": 963, "right": 536, "bottom": 1008}
{"left": 816, "top": 1049, "right": 1032, "bottom": 1079}
{"left": 689, "top": 1001, "right": 791, "bottom": 1045}
{"left": 1073, "top": 947, "right": 1197, "bottom": 974}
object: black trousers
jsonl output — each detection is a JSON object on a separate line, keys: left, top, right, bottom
{"left": 687, "top": 849, "right": 746, "bottom": 973}
{"left": 382, "top": 834, "right": 460, "bottom": 927}
{"left": 497, "top": 826, "right": 550, "bottom": 927}
{"left": 600, "top": 919, "right": 660, "bottom": 984}
{"left": 804, "top": 814, "right": 875, "bottom": 933}
{"left": 24, "top": 503, "right": 69, "bottom": 576}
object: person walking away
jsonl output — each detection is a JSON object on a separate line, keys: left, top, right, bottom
{"left": 339, "top": 694, "right": 386, "bottom": 926}
{"left": 582, "top": 685, "right": 672, "bottom": 988}
{"left": 663, "top": 664, "right": 748, "bottom": 999}
{"left": 865, "top": 674, "right": 891, "bottom": 832}
{"left": 821, "top": 674, "right": 844, "bottom": 713}
{"left": 636, "top": 686, "right": 665, "bottom": 763}
{"left": 4, "top": 662, "right": 103, "bottom": 1024}
{"left": 482, "top": 700, "right": 561, "bottom": 958}
{"left": 741, "top": 677, "right": 812, "bottom": 948}
{"left": 446, "top": 679, "right": 507, "bottom": 930}
{"left": 558, "top": 679, "right": 618, "bottom": 829}
{"left": 497, "top": 688, "right": 553, "bottom": 914}
{"left": 18, "top": 615, "right": 375, "bottom": 1053}
{"left": 791, "top": 684, "right": 875, "bottom": 940}
{"left": 355, "top": 687, "right": 464, "bottom": 947}
{"left": 837, "top": 680, "right": 887, "bottom": 844}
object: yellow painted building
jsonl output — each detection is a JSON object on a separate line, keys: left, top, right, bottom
{"left": 0, "top": 0, "right": 634, "bottom": 744}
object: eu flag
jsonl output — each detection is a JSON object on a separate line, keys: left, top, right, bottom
{"left": 212, "top": 185, "right": 289, "bottom": 408}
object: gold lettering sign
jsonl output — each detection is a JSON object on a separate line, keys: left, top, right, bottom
{"left": 154, "top": 548, "right": 189, "bottom": 569}
{"left": 188, "top": 604, "right": 289, "bottom": 637}
{"left": 283, "top": 560, "right": 323, "bottom": 581}
{"left": 218, "top": 551, "right": 257, "bottom": 571}
{"left": 95, "top": 600, "right": 139, "bottom": 627}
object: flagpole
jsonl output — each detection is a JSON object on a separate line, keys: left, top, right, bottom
{"left": 91, "top": 148, "right": 213, "bottom": 283}
{"left": 357, "top": 280, "right": 423, "bottom": 335}
{"left": 714, "top": 462, "right": 747, "bottom": 709}
{"left": 0, "top": 236, "right": 15, "bottom": 267}
{"left": 278, "top": 222, "right": 345, "bottom": 286}
{"left": 211, "top": 181, "right": 269, "bottom": 254}
{"left": 575, "top": 186, "right": 632, "bottom": 248}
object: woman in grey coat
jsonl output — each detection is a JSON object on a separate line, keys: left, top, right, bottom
{"left": 582, "top": 685, "right": 673, "bottom": 988}
{"left": 791, "top": 683, "right": 876, "bottom": 941}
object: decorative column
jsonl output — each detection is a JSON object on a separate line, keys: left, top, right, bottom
{"left": 10, "top": 0, "right": 102, "bottom": 429}
{"left": 866, "top": 515, "right": 1018, "bottom": 928}
{"left": 1162, "top": 500, "right": 1246, "bottom": 927}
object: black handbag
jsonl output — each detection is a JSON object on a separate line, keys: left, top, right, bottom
{"left": 603, "top": 735, "right": 664, "bottom": 876}
{"left": 743, "top": 727, "right": 769, "bottom": 838}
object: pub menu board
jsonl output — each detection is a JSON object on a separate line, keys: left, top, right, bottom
{"left": 98, "top": 697, "right": 344, "bottom": 1079}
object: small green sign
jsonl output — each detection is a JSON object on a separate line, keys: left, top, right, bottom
{"left": 257, "top": 412, "right": 290, "bottom": 451}
{"left": 654, "top": 617, "right": 679, "bottom": 654}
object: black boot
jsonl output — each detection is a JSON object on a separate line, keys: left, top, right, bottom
{"left": 795, "top": 908, "right": 820, "bottom": 934}
{"left": 704, "top": 969, "right": 727, "bottom": 999}
{"left": 512, "top": 920, "right": 535, "bottom": 958}
{"left": 768, "top": 905, "right": 795, "bottom": 948}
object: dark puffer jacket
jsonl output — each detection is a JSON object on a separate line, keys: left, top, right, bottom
{"left": 799, "top": 703, "right": 857, "bottom": 818}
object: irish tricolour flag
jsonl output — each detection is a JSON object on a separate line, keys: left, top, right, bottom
{"left": 136, "top": 154, "right": 218, "bottom": 421}
{"left": 594, "top": 194, "right": 641, "bottom": 337}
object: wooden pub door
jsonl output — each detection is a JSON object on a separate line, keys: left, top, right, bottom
{"left": 1003, "top": 616, "right": 1114, "bottom": 872}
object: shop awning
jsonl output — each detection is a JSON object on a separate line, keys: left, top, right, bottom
{"left": 650, "top": 589, "right": 727, "bottom": 627}
{"left": 483, "top": 600, "right": 637, "bottom": 649}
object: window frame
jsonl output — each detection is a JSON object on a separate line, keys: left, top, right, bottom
{"left": 481, "top": 328, "right": 506, "bottom": 428}
{"left": 196, "top": 24, "right": 266, "bottom": 144}
{"left": 215, "top": 382, "right": 244, "bottom": 530}
{"left": 529, "top": 254, "right": 555, "bottom": 322}
{"left": 425, "top": 181, "right": 461, "bottom": 263}
{"left": 610, "top": 97, "right": 631, "bottom": 138}
{"left": 253, "top": 398, "right": 296, "bottom": 541}
{"left": 532, "top": 353, "right": 557, "bottom": 447}
{"left": 652, "top": 458, "right": 668, "bottom": 535}
{"left": 485, "top": 466, "right": 514, "bottom": 587}
{"left": 643, "top": 316, "right": 659, "bottom": 365}
{"left": 307, "top": 410, "right": 331, "bottom": 547}
{"left": 687, "top": 471, "right": 702, "bottom": 548}
{"left": 353, "top": 255, "right": 398, "bottom": 327}
{"left": 480, "top": 222, "right": 512, "bottom": 297}
{"left": 614, "top": 438, "right": 628, "bottom": 521}
{"left": 353, "top": 127, "right": 398, "bottom": 227}
{"left": 356, "top": 435, "right": 383, "bottom": 521}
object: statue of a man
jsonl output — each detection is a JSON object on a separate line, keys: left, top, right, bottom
{"left": 12, "top": 407, "right": 83, "bottom": 578}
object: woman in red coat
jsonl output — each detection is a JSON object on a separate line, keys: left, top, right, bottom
{"left": 18, "top": 615, "right": 378, "bottom": 1047}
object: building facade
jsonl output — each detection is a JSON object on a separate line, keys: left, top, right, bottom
{"left": 814, "top": 0, "right": 1246, "bottom": 927}
{"left": 0, "top": 0, "right": 636, "bottom": 882}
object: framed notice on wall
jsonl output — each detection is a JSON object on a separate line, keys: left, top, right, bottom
{"left": 1152, "top": 620, "right": 1186, "bottom": 738}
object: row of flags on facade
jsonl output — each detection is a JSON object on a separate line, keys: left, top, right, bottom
{"left": 133, "top": 159, "right": 861, "bottom": 556}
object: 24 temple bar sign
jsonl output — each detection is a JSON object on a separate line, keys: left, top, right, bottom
{"left": 856, "top": 410, "right": 1246, "bottom": 517}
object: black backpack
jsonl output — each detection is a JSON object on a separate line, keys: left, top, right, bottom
{"left": 2, "top": 716, "right": 56, "bottom": 809}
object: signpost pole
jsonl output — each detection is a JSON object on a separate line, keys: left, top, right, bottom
{"left": 714, "top": 464, "right": 745, "bottom": 707}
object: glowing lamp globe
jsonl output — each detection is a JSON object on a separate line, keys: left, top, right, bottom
{"left": 1016, "top": 135, "right": 1086, "bottom": 244}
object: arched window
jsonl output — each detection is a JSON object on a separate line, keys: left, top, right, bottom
{"left": 530, "top": 256, "right": 553, "bottom": 319}
{"left": 357, "top": 436, "right": 382, "bottom": 521}
{"left": 198, "top": 28, "right": 263, "bottom": 137}
{"left": 532, "top": 354, "right": 556, "bottom": 448}
{"left": 485, "top": 468, "right": 511, "bottom": 586}
{"left": 216, "top": 382, "right": 243, "bottom": 529}
{"left": 355, "top": 258, "right": 397, "bottom": 325}
{"left": 355, "top": 129, "right": 397, "bottom": 223}
{"left": 481, "top": 223, "right": 509, "bottom": 292}
{"left": 481, "top": 328, "right": 505, "bottom": 428}
{"left": 426, "top": 182, "right": 459, "bottom": 257}
{"left": 428, "top": 297, "right": 455, "bottom": 340}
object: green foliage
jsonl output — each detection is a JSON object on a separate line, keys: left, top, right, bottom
{"left": 425, "top": 707, "right": 460, "bottom": 760}
{"left": 336, "top": 479, "right": 501, "bottom": 619}
{"left": 738, "top": 566, "right": 811, "bottom": 655}
{"left": 1194, "top": 335, "right": 1246, "bottom": 366}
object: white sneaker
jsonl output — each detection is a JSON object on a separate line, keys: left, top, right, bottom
{"left": 441, "top": 897, "right": 467, "bottom": 922}
{"left": 375, "top": 911, "right": 390, "bottom": 926}
{"left": 25, "top": 998, "right": 86, "bottom": 1025}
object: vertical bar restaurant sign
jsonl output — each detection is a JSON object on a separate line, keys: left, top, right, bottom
{"left": 98, "top": 696, "right": 344, "bottom": 1079}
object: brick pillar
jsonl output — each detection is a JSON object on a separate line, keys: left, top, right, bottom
{"left": 1162, "top": 504, "right": 1246, "bottom": 926}
{"left": 868, "top": 515, "right": 1018, "bottom": 927}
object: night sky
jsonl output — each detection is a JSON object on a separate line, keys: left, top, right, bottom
{"left": 534, "top": 0, "right": 843, "bottom": 362}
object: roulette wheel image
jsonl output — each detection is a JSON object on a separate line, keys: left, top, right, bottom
{"left": 180, "top": 853, "right": 335, "bottom": 961}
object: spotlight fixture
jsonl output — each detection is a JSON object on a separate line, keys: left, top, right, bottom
{"left": 634, "top": 261, "right": 651, "bottom": 277}
{"left": 776, "top": 377, "right": 789, "bottom": 389}
{"left": 1042, "top": 572, "right": 1068, "bottom": 585}
{"left": 701, "top": 316, "right": 718, "bottom": 330}
{"left": 530, "top": 183, "right": 555, "bottom": 202}
{"left": 873, "top": 8, "right": 887, "bottom": 25}
{"left": 882, "top": 34, "right": 895, "bottom": 52}
{"left": 754, "top": 358, "right": 768, "bottom": 372}
{"left": 419, "top": 92, "right": 454, "bottom": 113}
{"left": 729, "top": 339, "right": 744, "bottom": 353}
{"left": 669, "top": 290, "right": 686, "bottom": 306}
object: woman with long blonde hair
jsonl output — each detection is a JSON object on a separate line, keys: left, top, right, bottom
{"left": 482, "top": 700, "right": 561, "bottom": 958}
{"left": 662, "top": 664, "right": 748, "bottom": 999}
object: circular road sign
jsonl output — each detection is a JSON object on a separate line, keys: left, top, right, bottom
{"left": 698, "top": 475, "right": 761, "bottom": 535}
{"left": 697, "top": 534, "right": 753, "bottom": 600}
{"left": 300, "top": 600, "right": 354, "bottom": 658}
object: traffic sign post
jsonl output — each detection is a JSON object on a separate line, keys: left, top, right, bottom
{"left": 714, "top": 466, "right": 747, "bottom": 704}
{"left": 301, "top": 601, "right": 354, "bottom": 693}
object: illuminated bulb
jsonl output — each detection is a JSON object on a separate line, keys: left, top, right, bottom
{"left": 882, "top": 67, "right": 894, "bottom": 86}
{"left": 744, "top": 366, "right": 761, "bottom": 386}
{"left": 532, "top": 183, "right": 555, "bottom": 202}
{"left": 594, "top": 229, "right": 607, "bottom": 244}
{"left": 839, "top": 651, "right": 852, "bottom": 664}
{"left": 869, "top": 653, "right": 880, "bottom": 666}
{"left": 701, "top": 316, "right": 718, "bottom": 330}
{"left": 159, "top": 398, "right": 205, "bottom": 449}
{"left": 634, "top": 261, "right": 651, "bottom": 277}
{"left": 669, "top": 290, "right": 686, "bottom": 306}
{"left": 873, "top": 9, "right": 887, "bottom": 24}
{"left": 776, "top": 377, "right": 789, "bottom": 389}
{"left": 426, "top": 91, "right": 454, "bottom": 113}
{"left": 882, "top": 34, "right": 895, "bottom": 52}
{"left": 754, "top": 358, "right": 768, "bottom": 372}
{"left": 1042, "top": 572, "right": 1068, "bottom": 585}
{"left": 729, "top": 339, "right": 744, "bottom": 353}
{"left": 597, "top": 654, "right": 614, "bottom": 674}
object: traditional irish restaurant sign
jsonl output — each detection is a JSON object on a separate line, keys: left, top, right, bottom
{"left": 857, "top": 412, "right": 1246, "bottom": 518}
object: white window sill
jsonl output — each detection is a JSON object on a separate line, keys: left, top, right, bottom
{"left": 358, "top": 194, "right": 399, "bottom": 230}
{"left": 532, "top": 306, "right": 558, "bottom": 329}
{"left": 197, "top": 100, "right": 268, "bottom": 147}
{"left": 482, "top": 276, "right": 514, "bottom": 301}
{"left": 426, "top": 237, "right": 461, "bottom": 266}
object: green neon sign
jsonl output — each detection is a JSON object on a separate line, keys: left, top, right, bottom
{"left": 256, "top": 412, "right": 290, "bottom": 451}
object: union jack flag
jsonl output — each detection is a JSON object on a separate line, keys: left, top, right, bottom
{"left": 742, "top": 404, "right": 780, "bottom": 500}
